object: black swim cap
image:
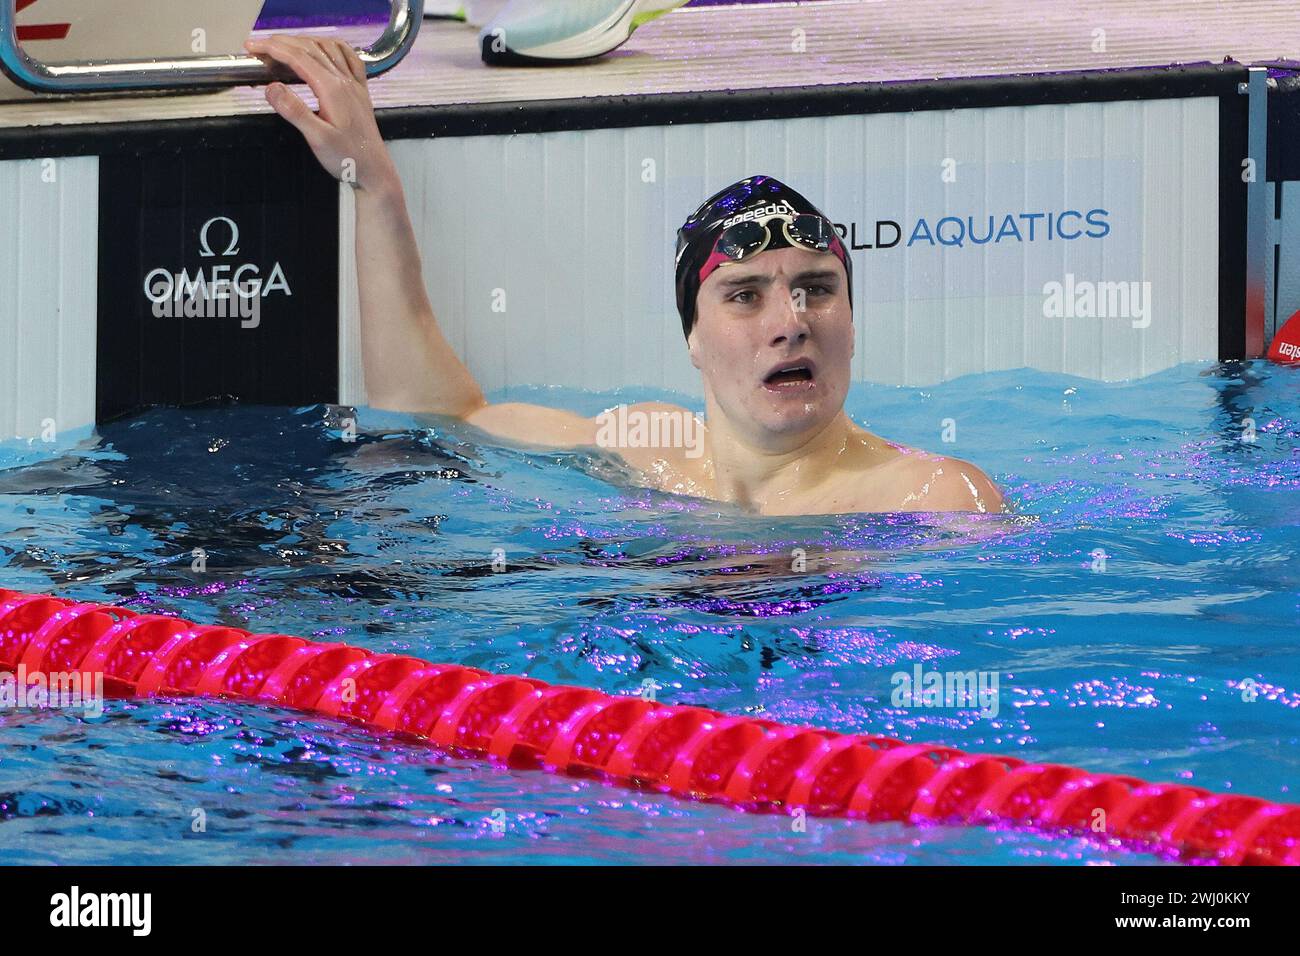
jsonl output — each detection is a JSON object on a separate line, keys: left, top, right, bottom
{"left": 673, "top": 175, "right": 852, "bottom": 341}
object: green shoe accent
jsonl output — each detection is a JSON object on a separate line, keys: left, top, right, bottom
{"left": 631, "top": 1, "right": 688, "bottom": 30}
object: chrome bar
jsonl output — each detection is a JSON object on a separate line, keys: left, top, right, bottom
{"left": 0, "top": 0, "right": 423, "bottom": 94}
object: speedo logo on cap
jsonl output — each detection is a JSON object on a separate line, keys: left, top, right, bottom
{"left": 720, "top": 201, "right": 796, "bottom": 230}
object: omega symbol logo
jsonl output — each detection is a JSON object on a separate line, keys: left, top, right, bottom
{"left": 199, "top": 216, "right": 240, "bottom": 257}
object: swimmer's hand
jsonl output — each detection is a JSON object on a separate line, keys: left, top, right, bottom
{"left": 243, "top": 35, "right": 398, "bottom": 194}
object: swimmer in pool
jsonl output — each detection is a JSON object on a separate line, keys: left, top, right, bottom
{"left": 245, "top": 35, "right": 1007, "bottom": 517}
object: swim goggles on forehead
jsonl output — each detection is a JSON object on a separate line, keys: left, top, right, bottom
{"left": 697, "top": 211, "right": 842, "bottom": 284}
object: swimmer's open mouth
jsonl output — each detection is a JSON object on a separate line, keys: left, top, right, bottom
{"left": 763, "top": 359, "right": 817, "bottom": 390}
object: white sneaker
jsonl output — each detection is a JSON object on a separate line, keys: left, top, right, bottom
{"left": 479, "top": 0, "right": 688, "bottom": 65}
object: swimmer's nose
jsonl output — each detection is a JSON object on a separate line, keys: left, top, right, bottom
{"left": 766, "top": 291, "right": 812, "bottom": 347}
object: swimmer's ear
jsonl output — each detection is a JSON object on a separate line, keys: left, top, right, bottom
{"left": 687, "top": 327, "right": 702, "bottom": 370}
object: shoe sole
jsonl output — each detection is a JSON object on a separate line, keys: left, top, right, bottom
{"left": 480, "top": 0, "right": 688, "bottom": 66}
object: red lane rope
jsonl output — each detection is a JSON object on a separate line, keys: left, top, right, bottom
{"left": 2, "top": 588, "right": 1296, "bottom": 865}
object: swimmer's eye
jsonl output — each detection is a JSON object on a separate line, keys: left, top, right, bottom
{"left": 728, "top": 285, "right": 833, "bottom": 305}
{"left": 728, "top": 286, "right": 826, "bottom": 304}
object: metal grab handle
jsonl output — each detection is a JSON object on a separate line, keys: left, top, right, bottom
{"left": 0, "top": 0, "right": 424, "bottom": 94}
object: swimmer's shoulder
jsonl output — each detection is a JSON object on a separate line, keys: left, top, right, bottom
{"left": 896, "top": 451, "right": 1005, "bottom": 513}
{"left": 850, "top": 431, "right": 1006, "bottom": 514}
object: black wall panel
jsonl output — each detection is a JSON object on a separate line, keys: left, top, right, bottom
{"left": 96, "top": 143, "right": 338, "bottom": 422}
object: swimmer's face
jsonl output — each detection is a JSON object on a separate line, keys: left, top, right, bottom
{"left": 688, "top": 245, "right": 853, "bottom": 448}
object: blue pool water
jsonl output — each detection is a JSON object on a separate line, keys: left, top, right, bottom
{"left": 0, "top": 361, "right": 1297, "bottom": 865}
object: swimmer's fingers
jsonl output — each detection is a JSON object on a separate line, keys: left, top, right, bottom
{"left": 336, "top": 40, "right": 368, "bottom": 85}
{"left": 245, "top": 36, "right": 315, "bottom": 84}
{"left": 245, "top": 38, "right": 349, "bottom": 140}
{"left": 247, "top": 36, "right": 377, "bottom": 133}
{"left": 276, "top": 35, "right": 345, "bottom": 81}
{"left": 261, "top": 81, "right": 332, "bottom": 144}
{"left": 245, "top": 36, "right": 344, "bottom": 113}
{"left": 318, "top": 39, "right": 356, "bottom": 81}
{"left": 246, "top": 35, "right": 341, "bottom": 81}
{"left": 309, "top": 38, "right": 368, "bottom": 98}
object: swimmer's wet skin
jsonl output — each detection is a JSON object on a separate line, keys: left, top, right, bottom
{"left": 244, "top": 34, "right": 1005, "bottom": 517}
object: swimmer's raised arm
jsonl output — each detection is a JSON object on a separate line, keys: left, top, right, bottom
{"left": 245, "top": 36, "right": 700, "bottom": 460}
{"left": 246, "top": 35, "right": 497, "bottom": 418}
{"left": 245, "top": 35, "right": 485, "bottom": 417}
{"left": 246, "top": 35, "right": 662, "bottom": 452}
